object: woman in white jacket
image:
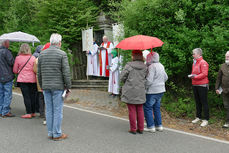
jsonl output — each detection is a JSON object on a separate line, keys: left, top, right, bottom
{"left": 144, "top": 52, "right": 168, "bottom": 132}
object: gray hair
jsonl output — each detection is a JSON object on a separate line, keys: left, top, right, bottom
{"left": 193, "top": 48, "right": 202, "bottom": 56}
{"left": 50, "top": 33, "right": 62, "bottom": 45}
{"left": 225, "top": 51, "right": 229, "bottom": 56}
{"left": 146, "top": 52, "right": 160, "bottom": 66}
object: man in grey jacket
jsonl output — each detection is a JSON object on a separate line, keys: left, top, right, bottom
{"left": 0, "top": 40, "right": 15, "bottom": 117}
{"left": 38, "top": 33, "right": 71, "bottom": 140}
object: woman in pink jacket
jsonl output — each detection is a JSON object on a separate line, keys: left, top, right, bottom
{"left": 13, "top": 43, "right": 37, "bottom": 119}
{"left": 189, "top": 48, "right": 209, "bottom": 127}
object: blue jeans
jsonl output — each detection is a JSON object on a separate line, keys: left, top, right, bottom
{"left": 43, "top": 90, "right": 64, "bottom": 138}
{"left": 144, "top": 93, "right": 164, "bottom": 128}
{"left": 0, "top": 81, "right": 13, "bottom": 116}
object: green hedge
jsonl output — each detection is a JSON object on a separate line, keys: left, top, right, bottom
{"left": 110, "top": 0, "right": 229, "bottom": 121}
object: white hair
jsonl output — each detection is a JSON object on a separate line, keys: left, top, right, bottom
{"left": 103, "top": 35, "right": 108, "bottom": 40}
{"left": 193, "top": 48, "right": 202, "bottom": 56}
{"left": 225, "top": 51, "right": 229, "bottom": 56}
{"left": 50, "top": 33, "right": 62, "bottom": 45}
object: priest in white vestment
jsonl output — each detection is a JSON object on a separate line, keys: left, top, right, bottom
{"left": 87, "top": 41, "right": 99, "bottom": 76}
{"left": 108, "top": 49, "right": 119, "bottom": 96}
{"left": 99, "top": 36, "right": 114, "bottom": 77}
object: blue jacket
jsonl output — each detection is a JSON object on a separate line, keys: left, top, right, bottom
{"left": 0, "top": 46, "right": 14, "bottom": 83}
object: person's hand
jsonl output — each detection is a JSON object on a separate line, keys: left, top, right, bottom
{"left": 190, "top": 75, "right": 195, "bottom": 78}
{"left": 100, "top": 47, "right": 106, "bottom": 50}
{"left": 188, "top": 74, "right": 196, "bottom": 79}
{"left": 66, "top": 89, "right": 71, "bottom": 97}
{"left": 216, "top": 90, "right": 220, "bottom": 95}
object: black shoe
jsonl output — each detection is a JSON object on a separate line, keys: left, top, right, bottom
{"left": 137, "top": 129, "right": 143, "bottom": 134}
{"left": 128, "top": 130, "right": 136, "bottom": 135}
{"left": 108, "top": 94, "right": 113, "bottom": 98}
{"left": 40, "top": 114, "right": 45, "bottom": 118}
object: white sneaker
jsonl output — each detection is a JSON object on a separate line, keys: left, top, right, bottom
{"left": 43, "top": 120, "right": 46, "bottom": 125}
{"left": 156, "top": 126, "right": 163, "bottom": 132}
{"left": 200, "top": 120, "right": 208, "bottom": 127}
{"left": 222, "top": 123, "right": 229, "bottom": 128}
{"left": 144, "top": 127, "right": 156, "bottom": 133}
{"left": 192, "top": 118, "right": 201, "bottom": 124}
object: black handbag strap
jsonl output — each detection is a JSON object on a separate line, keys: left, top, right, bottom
{"left": 17, "top": 56, "right": 32, "bottom": 75}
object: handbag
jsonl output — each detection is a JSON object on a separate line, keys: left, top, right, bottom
{"left": 14, "top": 56, "right": 32, "bottom": 87}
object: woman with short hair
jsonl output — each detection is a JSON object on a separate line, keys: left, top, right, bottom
{"left": 13, "top": 43, "right": 37, "bottom": 119}
{"left": 189, "top": 48, "right": 209, "bottom": 127}
{"left": 144, "top": 52, "right": 168, "bottom": 132}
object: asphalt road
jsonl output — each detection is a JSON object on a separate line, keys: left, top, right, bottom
{"left": 1, "top": 93, "right": 229, "bottom": 153}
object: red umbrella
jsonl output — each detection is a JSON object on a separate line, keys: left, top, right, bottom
{"left": 116, "top": 35, "right": 163, "bottom": 50}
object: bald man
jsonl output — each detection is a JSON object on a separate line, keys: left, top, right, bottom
{"left": 99, "top": 36, "right": 114, "bottom": 77}
{"left": 0, "top": 40, "right": 15, "bottom": 117}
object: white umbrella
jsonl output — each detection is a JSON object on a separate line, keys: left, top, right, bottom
{"left": 0, "top": 31, "right": 40, "bottom": 45}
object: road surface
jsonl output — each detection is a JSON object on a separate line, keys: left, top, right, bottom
{"left": 0, "top": 93, "right": 229, "bottom": 153}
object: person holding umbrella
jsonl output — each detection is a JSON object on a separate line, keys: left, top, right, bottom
{"left": 120, "top": 50, "right": 147, "bottom": 134}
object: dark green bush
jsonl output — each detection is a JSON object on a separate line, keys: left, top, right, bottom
{"left": 111, "top": 0, "right": 229, "bottom": 121}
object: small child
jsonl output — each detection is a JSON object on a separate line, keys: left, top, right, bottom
{"left": 108, "top": 49, "right": 119, "bottom": 97}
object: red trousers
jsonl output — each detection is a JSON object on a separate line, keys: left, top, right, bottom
{"left": 127, "top": 104, "right": 144, "bottom": 131}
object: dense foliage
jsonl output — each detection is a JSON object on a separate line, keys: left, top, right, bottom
{"left": 0, "top": 0, "right": 99, "bottom": 58}
{"left": 0, "top": 0, "right": 228, "bottom": 121}
{"left": 109, "top": 0, "right": 229, "bottom": 120}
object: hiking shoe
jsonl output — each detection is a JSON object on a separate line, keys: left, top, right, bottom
{"left": 53, "top": 134, "right": 68, "bottom": 141}
{"left": 31, "top": 113, "right": 36, "bottom": 117}
{"left": 144, "top": 127, "right": 156, "bottom": 133}
{"left": 192, "top": 118, "right": 201, "bottom": 124}
{"left": 222, "top": 123, "right": 229, "bottom": 128}
{"left": 156, "top": 126, "right": 163, "bottom": 132}
{"left": 200, "top": 120, "right": 208, "bottom": 127}
{"left": 21, "top": 114, "right": 32, "bottom": 119}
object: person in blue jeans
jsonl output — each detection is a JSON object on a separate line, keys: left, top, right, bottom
{"left": 38, "top": 34, "right": 71, "bottom": 140}
{"left": 0, "top": 40, "right": 15, "bottom": 118}
{"left": 144, "top": 52, "right": 168, "bottom": 132}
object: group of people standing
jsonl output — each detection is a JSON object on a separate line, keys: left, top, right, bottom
{"left": 86, "top": 36, "right": 120, "bottom": 97}
{"left": 0, "top": 33, "right": 71, "bottom": 141}
{"left": 1, "top": 33, "right": 229, "bottom": 140}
